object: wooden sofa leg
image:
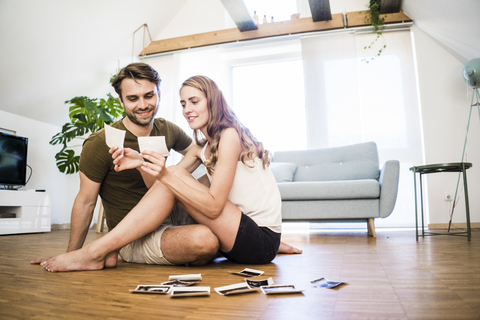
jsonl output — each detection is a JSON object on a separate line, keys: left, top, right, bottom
{"left": 367, "top": 218, "right": 376, "bottom": 237}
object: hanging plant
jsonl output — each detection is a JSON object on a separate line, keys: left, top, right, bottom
{"left": 50, "top": 92, "right": 125, "bottom": 174}
{"left": 360, "top": 0, "right": 388, "bottom": 63}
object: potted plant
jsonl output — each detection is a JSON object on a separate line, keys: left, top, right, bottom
{"left": 50, "top": 92, "right": 125, "bottom": 174}
{"left": 361, "top": 0, "right": 387, "bottom": 63}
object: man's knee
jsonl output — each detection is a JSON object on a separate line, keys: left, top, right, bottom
{"left": 161, "top": 225, "right": 218, "bottom": 265}
{"left": 190, "top": 225, "right": 219, "bottom": 257}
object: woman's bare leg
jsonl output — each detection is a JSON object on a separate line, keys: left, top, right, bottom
{"left": 167, "top": 167, "right": 242, "bottom": 252}
{"left": 167, "top": 167, "right": 302, "bottom": 254}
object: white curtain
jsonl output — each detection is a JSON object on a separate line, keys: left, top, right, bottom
{"left": 301, "top": 33, "right": 361, "bottom": 149}
{"left": 301, "top": 31, "right": 423, "bottom": 227}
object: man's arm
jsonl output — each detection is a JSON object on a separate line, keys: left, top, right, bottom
{"left": 66, "top": 171, "right": 101, "bottom": 252}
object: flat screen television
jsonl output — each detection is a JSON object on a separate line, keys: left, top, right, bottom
{"left": 0, "top": 132, "right": 29, "bottom": 190}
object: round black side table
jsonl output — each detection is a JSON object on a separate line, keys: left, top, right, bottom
{"left": 410, "top": 162, "right": 473, "bottom": 241}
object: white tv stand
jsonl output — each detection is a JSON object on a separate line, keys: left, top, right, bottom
{"left": 0, "top": 189, "right": 51, "bottom": 235}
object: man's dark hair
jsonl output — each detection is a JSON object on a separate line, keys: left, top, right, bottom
{"left": 111, "top": 63, "right": 161, "bottom": 101}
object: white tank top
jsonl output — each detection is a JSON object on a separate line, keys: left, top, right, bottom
{"left": 201, "top": 143, "right": 282, "bottom": 233}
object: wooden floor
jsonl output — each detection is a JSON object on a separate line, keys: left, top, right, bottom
{"left": 2, "top": 227, "right": 480, "bottom": 319}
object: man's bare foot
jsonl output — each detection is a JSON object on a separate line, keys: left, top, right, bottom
{"left": 30, "top": 257, "right": 49, "bottom": 265}
{"left": 32, "top": 251, "right": 118, "bottom": 269}
{"left": 38, "top": 245, "right": 115, "bottom": 272}
{"left": 278, "top": 241, "right": 303, "bottom": 254}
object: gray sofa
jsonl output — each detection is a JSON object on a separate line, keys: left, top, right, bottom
{"left": 270, "top": 142, "right": 400, "bottom": 237}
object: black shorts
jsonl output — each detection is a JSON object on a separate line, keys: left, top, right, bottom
{"left": 220, "top": 213, "right": 281, "bottom": 264}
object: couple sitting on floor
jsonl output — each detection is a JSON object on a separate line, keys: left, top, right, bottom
{"left": 32, "top": 63, "right": 301, "bottom": 272}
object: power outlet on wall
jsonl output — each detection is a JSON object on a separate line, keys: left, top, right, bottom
{"left": 444, "top": 194, "right": 453, "bottom": 201}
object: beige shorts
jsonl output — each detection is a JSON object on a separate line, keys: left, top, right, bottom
{"left": 118, "top": 204, "right": 195, "bottom": 265}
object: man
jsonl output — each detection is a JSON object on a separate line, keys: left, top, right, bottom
{"left": 33, "top": 63, "right": 219, "bottom": 267}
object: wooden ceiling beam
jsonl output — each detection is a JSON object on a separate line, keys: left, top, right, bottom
{"left": 220, "top": 0, "right": 257, "bottom": 32}
{"left": 379, "top": 0, "right": 402, "bottom": 14}
{"left": 308, "top": 0, "right": 332, "bottom": 22}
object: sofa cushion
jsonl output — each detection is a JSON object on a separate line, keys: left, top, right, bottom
{"left": 273, "top": 142, "right": 380, "bottom": 182}
{"left": 277, "top": 180, "right": 379, "bottom": 200}
{"left": 281, "top": 199, "right": 380, "bottom": 220}
{"left": 270, "top": 162, "right": 297, "bottom": 182}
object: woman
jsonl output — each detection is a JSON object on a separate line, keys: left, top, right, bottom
{"left": 142, "top": 75, "right": 283, "bottom": 263}
{"left": 35, "top": 76, "right": 299, "bottom": 271}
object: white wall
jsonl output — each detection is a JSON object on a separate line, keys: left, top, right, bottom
{"left": 412, "top": 25, "right": 480, "bottom": 225}
{"left": 0, "top": 110, "right": 79, "bottom": 225}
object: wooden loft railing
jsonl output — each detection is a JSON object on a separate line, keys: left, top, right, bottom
{"left": 346, "top": 11, "right": 411, "bottom": 27}
{"left": 140, "top": 11, "right": 412, "bottom": 56}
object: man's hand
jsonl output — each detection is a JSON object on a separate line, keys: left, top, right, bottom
{"left": 110, "top": 146, "right": 143, "bottom": 172}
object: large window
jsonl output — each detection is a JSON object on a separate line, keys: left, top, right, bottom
{"left": 231, "top": 60, "right": 306, "bottom": 152}
{"left": 301, "top": 31, "right": 423, "bottom": 228}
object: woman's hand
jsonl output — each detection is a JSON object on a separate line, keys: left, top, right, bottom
{"left": 110, "top": 146, "right": 143, "bottom": 172}
{"left": 140, "top": 150, "right": 169, "bottom": 180}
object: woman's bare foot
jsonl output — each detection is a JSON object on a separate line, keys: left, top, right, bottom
{"left": 278, "top": 241, "right": 303, "bottom": 254}
{"left": 105, "top": 251, "right": 119, "bottom": 268}
{"left": 38, "top": 245, "right": 117, "bottom": 272}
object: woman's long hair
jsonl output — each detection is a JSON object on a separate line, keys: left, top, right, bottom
{"left": 181, "top": 75, "right": 270, "bottom": 175}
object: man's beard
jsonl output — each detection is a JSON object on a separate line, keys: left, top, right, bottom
{"left": 125, "top": 107, "right": 156, "bottom": 126}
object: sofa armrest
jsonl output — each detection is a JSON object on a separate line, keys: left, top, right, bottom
{"left": 379, "top": 160, "right": 400, "bottom": 218}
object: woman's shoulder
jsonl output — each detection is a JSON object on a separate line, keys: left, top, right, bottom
{"left": 219, "top": 128, "right": 242, "bottom": 150}
{"left": 217, "top": 128, "right": 243, "bottom": 160}
{"left": 220, "top": 127, "right": 240, "bottom": 141}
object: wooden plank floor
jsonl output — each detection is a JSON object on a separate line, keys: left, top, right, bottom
{"left": 2, "top": 228, "right": 480, "bottom": 319}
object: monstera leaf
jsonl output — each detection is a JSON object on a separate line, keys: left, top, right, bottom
{"left": 50, "top": 122, "right": 91, "bottom": 147}
{"left": 50, "top": 93, "right": 125, "bottom": 174}
{"left": 55, "top": 149, "right": 80, "bottom": 174}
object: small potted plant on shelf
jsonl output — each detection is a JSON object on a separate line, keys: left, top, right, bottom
{"left": 361, "top": 0, "right": 388, "bottom": 63}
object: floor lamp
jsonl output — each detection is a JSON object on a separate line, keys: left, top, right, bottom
{"left": 448, "top": 58, "right": 480, "bottom": 231}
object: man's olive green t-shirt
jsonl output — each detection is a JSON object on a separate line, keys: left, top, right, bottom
{"left": 79, "top": 118, "right": 192, "bottom": 230}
